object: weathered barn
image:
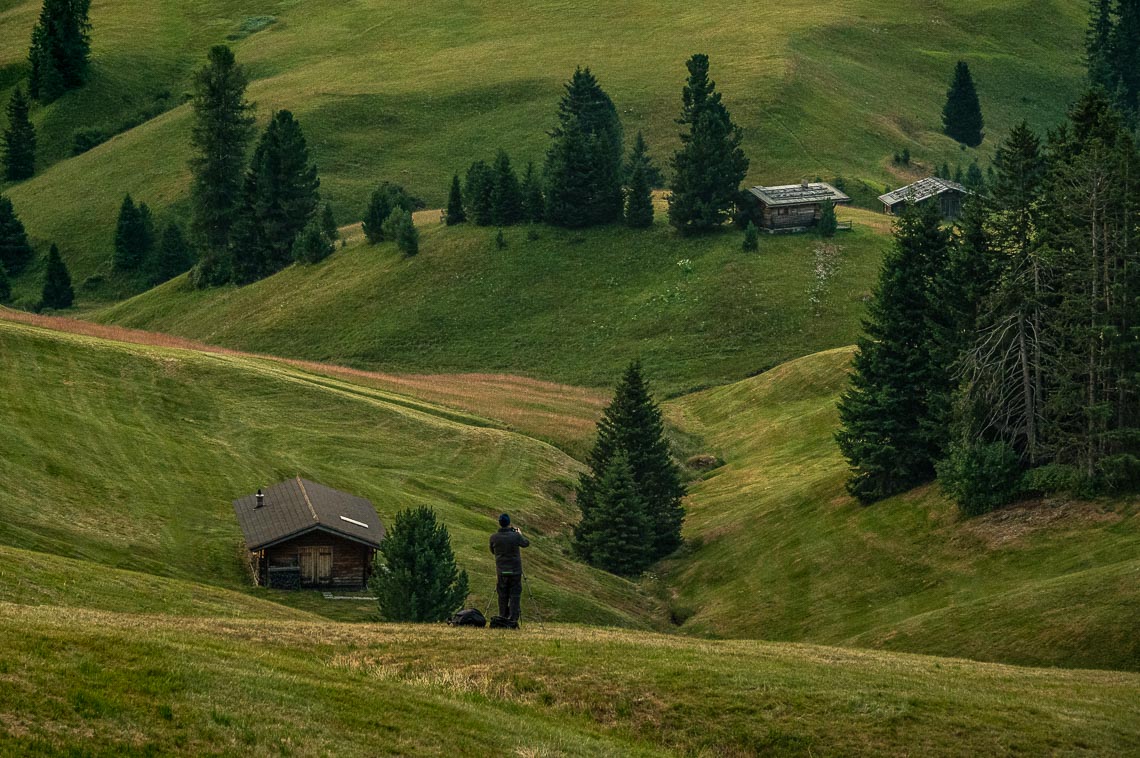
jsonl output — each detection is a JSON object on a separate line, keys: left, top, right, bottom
{"left": 878, "top": 177, "right": 969, "bottom": 219}
{"left": 232, "top": 478, "right": 384, "bottom": 590}
{"left": 748, "top": 181, "right": 851, "bottom": 231}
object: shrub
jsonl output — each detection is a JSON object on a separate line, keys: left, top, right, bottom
{"left": 742, "top": 221, "right": 759, "bottom": 251}
{"left": 938, "top": 440, "right": 1021, "bottom": 516}
{"left": 383, "top": 208, "right": 419, "bottom": 256}
{"left": 369, "top": 507, "right": 468, "bottom": 622}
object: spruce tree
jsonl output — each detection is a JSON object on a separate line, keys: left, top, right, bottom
{"left": 28, "top": 0, "right": 91, "bottom": 102}
{"left": 292, "top": 217, "right": 333, "bottom": 264}
{"left": 668, "top": 54, "right": 750, "bottom": 234}
{"left": 521, "top": 162, "right": 544, "bottom": 223}
{"left": 112, "top": 194, "right": 151, "bottom": 272}
{"left": 151, "top": 222, "right": 195, "bottom": 284}
{"left": 1087, "top": 0, "right": 1114, "bottom": 91}
{"left": 320, "top": 202, "right": 338, "bottom": 245}
{"left": 0, "top": 195, "right": 34, "bottom": 276}
{"left": 625, "top": 131, "right": 663, "bottom": 188}
{"left": 942, "top": 61, "right": 984, "bottom": 147}
{"left": 624, "top": 136, "right": 655, "bottom": 228}
{"left": 964, "top": 161, "right": 986, "bottom": 192}
{"left": 1110, "top": 0, "right": 1140, "bottom": 122}
{"left": 3, "top": 87, "right": 36, "bottom": 181}
{"left": 362, "top": 182, "right": 414, "bottom": 243}
{"left": 40, "top": 243, "right": 73, "bottom": 309}
{"left": 383, "top": 208, "right": 419, "bottom": 257}
{"left": 835, "top": 202, "right": 950, "bottom": 503}
{"left": 490, "top": 150, "right": 523, "bottom": 226}
{"left": 445, "top": 173, "right": 466, "bottom": 225}
{"left": 574, "top": 453, "right": 653, "bottom": 576}
{"left": 0, "top": 261, "right": 9, "bottom": 303}
{"left": 742, "top": 220, "right": 759, "bottom": 251}
{"left": 463, "top": 160, "right": 495, "bottom": 226}
{"left": 574, "top": 361, "right": 685, "bottom": 563}
{"left": 817, "top": 200, "right": 838, "bottom": 237}
{"left": 369, "top": 507, "right": 469, "bottom": 622}
{"left": 543, "top": 67, "right": 624, "bottom": 228}
{"left": 188, "top": 46, "right": 255, "bottom": 288}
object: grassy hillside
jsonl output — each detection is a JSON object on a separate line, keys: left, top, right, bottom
{"left": 0, "top": 0, "right": 1087, "bottom": 292}
{"left": 0, "top": 317, "right": 657, "bottom": 626}
{"left": 95, "top": 215, "right": 886, "bottom": 393}
{"left": 2, "top": 604, "right": 1137, "bottom": 756}
{"left": 664, "top": 348, "right": 1140, "bottom": 671}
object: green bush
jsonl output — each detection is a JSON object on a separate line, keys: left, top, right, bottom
{"left": 1020, "top": 463, "right": 1087, "bottom": 498}
{"left": 938, "top": 440, "right": 1021, "bottom": 516}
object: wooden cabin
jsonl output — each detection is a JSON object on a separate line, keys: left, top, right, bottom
{"left": 748, "top": 181, "right": 851, "bottom": 231}
{"left": 878, "top": 177, "right": 969, "bottom": 220}
{"left": 232, "top": 477, "right": 384, "bottom": 590}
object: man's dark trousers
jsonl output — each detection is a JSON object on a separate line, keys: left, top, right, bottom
{"left": 497, "top": 573, "right": 522, "bottom": 622}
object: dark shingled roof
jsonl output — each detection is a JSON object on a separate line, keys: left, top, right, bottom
{"left": 748, "top": 182, "right": 851, "bottom": 207}
{"left": 878, "top": 177, "right": 969, "bottom": 206}
{"left": 232, "top": 478, "right": 384, "bottom": 551}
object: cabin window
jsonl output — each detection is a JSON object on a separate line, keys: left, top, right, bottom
{"left": 778, "top": 208, "right": 788, "bottom": 215}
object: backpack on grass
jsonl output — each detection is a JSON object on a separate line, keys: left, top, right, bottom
{"left": 449, "top": 608, "right": 487, "bottom": 627}
{"left": 489, "top": 615, "right": 518, "bottom": 629}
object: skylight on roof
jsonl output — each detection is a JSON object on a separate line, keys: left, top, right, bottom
{"left": 340, "top": 516, "right": 369, "bottom": 528}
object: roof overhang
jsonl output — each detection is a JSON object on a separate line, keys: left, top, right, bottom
{"left": 246, "top": 523, "right": 382, "bottom": 552}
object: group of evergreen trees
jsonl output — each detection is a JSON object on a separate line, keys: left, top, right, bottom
{"left": 573, "top": 362, "right": 685, "bottom": 576}
{"left": 1087, "top": 0, "right": 1140, "bottom": 124}
{"left": 362, "top": 182, "right": 418, "bottom": 256}
{"left": 0, "top": 194, "right": 72, "bottom": 309}
{"left": 838, "top": 92, "right": 1140, "bottom": 513}
{"left": 3, "top": 88, "right": 36, "bottom": 181}
{"left": 455, "top": 151, "right": 542, "bottom": 227}
{"left": 187, "top": 47, "right": 333, "bottom": 286}
{"left": 28, "top": 0, "right": 91, "bottom": 103}
{"left": 112, "top": 195, "right": 195, "bottom": 285}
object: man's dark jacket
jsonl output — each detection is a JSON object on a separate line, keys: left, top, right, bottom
{"left": 489, "top": 527, "right": 530, "bottom": 574}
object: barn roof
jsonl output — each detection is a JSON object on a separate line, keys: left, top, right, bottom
{"left": 748, "top": 182, "right": 851, "bottom": 207}
{"left": 878, "top": 177, "right": 968, "bottom": 206}
{"left": 232, "top": 477, "right": 384, "bottom": 551}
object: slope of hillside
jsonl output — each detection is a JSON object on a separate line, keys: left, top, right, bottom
{"left": 663, "top": 348, "right": 1140, "bottom": 671}
{"left": 0, "top": 0, "right": 1086, "bottom": 290}
{"left": 94, "top": 218, "right": 885, "bottom": 393}
{"left": 0, "top": 317, "right": 656, "bottom": 626}
{"left": 2, "top": 605, "right": 1137, "bottom": 756}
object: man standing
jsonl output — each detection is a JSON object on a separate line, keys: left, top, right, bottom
{"left": 489, "top": 513, "right": 529, "bottom": 627}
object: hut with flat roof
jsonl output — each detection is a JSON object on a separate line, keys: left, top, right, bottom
{"left": 748, "top": 181, "right": 851, "bottom": 231}
{"left": 232, "top": 477, "right": 384, "bottom": 590}
{"left": 878, "top": 177, "right": 969, "bottom": 219}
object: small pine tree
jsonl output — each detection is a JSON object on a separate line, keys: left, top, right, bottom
{"left": 624, "top": 131, "right": 663, "bottom": 188}
{"left": 41, "top": 243, "right": 73, "bottom": 309}
{"left": 574, "top": 453, "right": 653, "bottom": 576}
{"left": 742, "top": 221, "right": 759, "bottom": 251}
{"left": 3, "top": 87, "right": 36, "bottom": 181}
{"left": 113, "top": 194, "right": 150, "bottom": 272}
{"left": 383, "top": 208, "right": 419, "bottom": 256}
{"left": 464, "top": 160, "right": 495, "bottom": 226}
{"left": 964, "top": 161, "right": 986, "bottom": 191}
{"left": 942, "top": 61, "right": 985, "bottom": 147}
{"left": 624, "top": 137, "right": 655, "bottom": 229}
{"left": 362, "top": 182, "right": 413, "bottom": 243}
{"left": 320, "top": 202, "right": 338, "bottom": 244}
{"left": 901, "top": 147, "right": 911, "bottom": 165}
{"left": 490, "top": 150, "right": 524, "bottom": 226}
{"left": 445, "top": 174, "right": 466, "bottom": 225}
{"left": 369, "top": 506, "right": 469, "bottom": 622}
{"left": 817, "top": 200, "right": 838, "bottom": 237}
{"left": 0, "top": 195, "right": 35, "bottom": 276}
{"left": 151, "top": 222, "right": 195, "bottom": 285}
{"left": 495, "top": 227, "right": 507, "bottom": 249}
{"left": 0, "top": 261, "right": 10, "bottom": 303}
{"left": 293, "top": 217, "right": 334, "bottom": 264}
{"left": 521, "top": 162, "right": 544, "bottom": 223}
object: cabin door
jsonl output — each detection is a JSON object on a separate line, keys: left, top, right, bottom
{"left": 299, "top": 546, "right": 333, "bottom": 585}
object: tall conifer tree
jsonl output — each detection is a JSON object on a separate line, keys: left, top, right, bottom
{"left": 574, "top": 453, "right": 654, "bottom": 576}
{"left": 112, "top": 194, "right": 152, "bottom": 273}
{"left": 3, "top": 87, "right": 36, "bottom": 181}
{"left": 28, "top": 0, "right": 91, "bottom": 102}
{"left": 624, "top": 134, "right": 655, "bottom": 228}
{"left": 188, "top": 46, "right": 255, "bottom": 287}
{"left": 0, "top": 196, "right": 34, "bottom": 276}
{"left": 40, "top": 243, "right": 73, "bottom": 309}
{"left": 464, "top": 160, "right": 495, "bottom": 226}
{"left": 1087, "top": 0, "right": 1114, "bottom": 91}
{"left": 0, "top": 261, "right": 10, "bottom": 303}
{"left": 668, "top": 54, "right": 749, "bottom": 234}
{"left": 445, "top": 174, "right": 466, "bottom": 225}
{"left": 942, "top": 61, "right": 985, "bottom": 147}
{"left": 521, "top": 162, "right": 544, "bottom": 223}
{"left": 369, "top": 507, "right": 469, "bottom": 622}
{"left": 490, "top": 151, "right": 523, "bottom": 226}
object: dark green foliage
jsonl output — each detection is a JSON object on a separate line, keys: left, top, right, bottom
{"left": 1088, "top": 0, "right": 1114, "bottom": 91}
{"left": 964, "top": 161, "right": 986, "bottom": 191}
{"left": 445, "top": 174, "right": 466, "bottom": 225}
{"left": 490, "top": 151, "right": 524, "bottom": 226}
{"left": 112, "top": 195, "right": 153, "bottom": 273}
{"left": 0, "top": 261, "right": 10, "bottom": 302}
{"left": 574, "top": 361, "right": 685, "bottom": 566}
{"left": 320, "top": 203, "right": 338, "bottom": 244}
{"left": 742, "top": 221, "right": 759, "bottom": 251}
{"left": 229, "top": 111, "right": 321, "bottom": 282}
{"left": 573, "top": 453, "right": 653, "bottom": 576}
{"left": 543, "top": 67, "right": 625, "bottom": 228}
{"left": 151, "top": 222, "right": 195, "bottom": 285}
{"left": 369, "top": 506, "right": 469, "bottom": 622}
{"left": 1098, "top": 0, "right": 1140, "bottom": 122}
{"left": 40, "top": 244, "right": 73, "bottom": 309}
{"left": 383, "top": 208, "right": 419, "bottom": 257}
{"left": 3, "top": 87, "right": 36, "bottom": 181}
{"left": 27, "top": 0, "right": 91, "bottom": 102}
{"left": 938, "top": 440, "right": 1022, "bottom": 516}
{"left": 939, "top": 162, "right": 952, "bottom": 180}
{"left": 521, "top": 162, "right": 544, "bottom": 223}
{"left": 624, "top": 136, "right": 655, "bottom": 228}
{"left": 495, "top": 227, "right": 507, "bottom": 249}
{"left": 817, "top": 201, "right": 837, "bottom": 237}
{"left": 624, "top": 131, "right": 664, "bottom": 188}
{"left": 668, "top": 54, "right": 750, "bottom": 234}
{"left": 0, "top": 195, "right": 34, "bottom": 276}
{"left": 463, "top": 161, "right": 495, "bottom": 226}
{"left": 836, "top": 202, "right": 951, "bottom": 503}
{"left": 292, "top": 217, "right": 333, "bottom": 264}
{"left": 363, "top": 182, "right": 414, "bottom": 243}
{"left": 942, "top": 61, "right": 984, "bottom": 147}
{"left": 189, "top": 46, "right": 255, "bottom": 286}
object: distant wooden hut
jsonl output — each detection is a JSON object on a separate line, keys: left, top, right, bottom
{"left": 748, "top": 181, "right": 851, "bottom": 231}
{"left": 232, "top": 478, "right": 384, "bottom": 590}
{"left": 878, "top": 177, "right": 969, "bottom": 219}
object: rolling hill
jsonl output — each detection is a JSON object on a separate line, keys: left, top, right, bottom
{"left": 0, "top": 0, "right": 1087, "bottom": 296}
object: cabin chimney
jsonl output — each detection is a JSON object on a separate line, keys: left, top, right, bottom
{"left": 255, "top": 488, "right": 264, "bottom": 509}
